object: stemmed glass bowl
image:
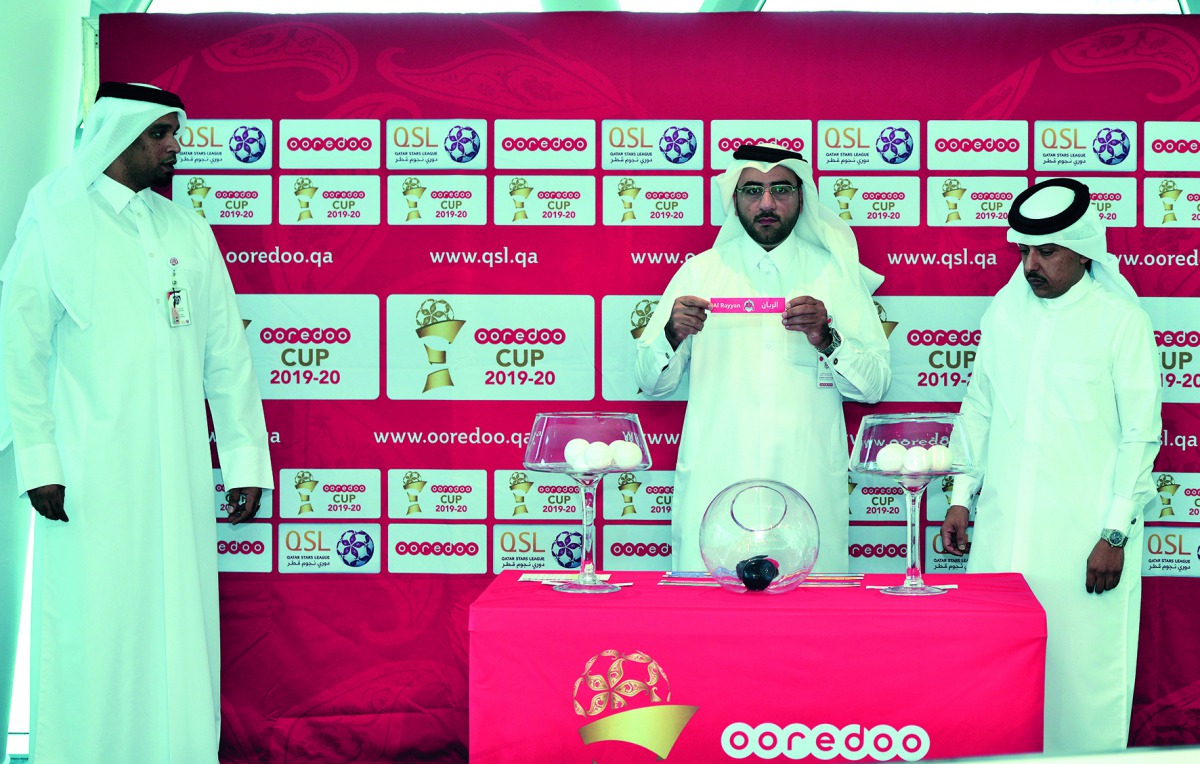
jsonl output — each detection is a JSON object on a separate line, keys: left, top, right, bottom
{"left": 523, "top": 412, "right": 651, "bottom": 593}
{"left": 850, "top": 413, "right": 976, "bottom": 596}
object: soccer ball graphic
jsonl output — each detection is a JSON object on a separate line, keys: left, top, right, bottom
{"left": 658, "top": 126, "right": 697, "bottom": 165}
{"left": 1092, "top": 128, "right": 1130, "bottom": 166}
{"left": 875, "top": 127, "right": 913, "bottom": 165}
{"left": 336, "top": 529, "right": 375, "bottom": 568}
{"left": 551, "top": 530, "right": 584, "bottom": 569}
{"left": 229, "top": 126, "right": 267, "bottom": 164}
{"left": 444, "top": 125, "right": 481, "bottom": 163}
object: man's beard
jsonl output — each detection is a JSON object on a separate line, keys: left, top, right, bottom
{"left": 739, "top": 209, "right": 799, "bottom": 248}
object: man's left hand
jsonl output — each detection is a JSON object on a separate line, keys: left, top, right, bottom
{"left": 226, "top": 487, "right": 264, "bottom": 525}
{"left": 1086, "top": 540, "right": 1124, "bottom": 594}
{"left": 782, "top": 296, "right": 831, "bottom": 348}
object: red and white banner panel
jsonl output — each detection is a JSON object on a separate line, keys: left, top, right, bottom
{"left": 100, "top": 11, "right": 1200, "bottom": 761}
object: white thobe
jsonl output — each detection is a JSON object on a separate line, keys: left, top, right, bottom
{"left": 635, "top": 233, "right": 890, "bottom": 572}
{"left": 951, "top": 274, "right": 1160, "bottom": 754}
{"left": 1, "top": 175, "right": 272, "bottom": 764}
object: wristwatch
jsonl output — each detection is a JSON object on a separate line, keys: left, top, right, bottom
{"left": 818, "top": 327, "right": 842, "bottom": 357}
{"left": 1101, "top": 528, "right": 1128, "bottom": 549}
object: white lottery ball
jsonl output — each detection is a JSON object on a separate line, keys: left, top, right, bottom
{"left": 584, "top": 441, "right": 614, "bottom": 470}
{"left": 564, "top": 438, "right": 590, "bottom": 466}
{"left": 927, "top": 444, "right": 953, "bottom": 471}
{"left": 902, "top": 445, "right": 929, "bottom": 473}
{"left": 876, "top": 442, "right": 907, "bottom": 472}
{"left": 613, "top": 441, "right": 644, "bottom": 468}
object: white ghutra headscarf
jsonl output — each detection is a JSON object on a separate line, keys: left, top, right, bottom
{"left": 2, "top": 82, "right": 188, "bottom": 330}
{"left": 1002, "top": 177, "right": 1139, "bottom": 304}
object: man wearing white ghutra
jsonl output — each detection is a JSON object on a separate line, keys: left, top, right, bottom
{"left": 0, "top": 82, "right": 273, "bottom": 762}
{"left": 635, "top": 144, "right": 891, "bottom": 572}
{"left": 941, "top": 177, "right": 1161, "bottom": 754}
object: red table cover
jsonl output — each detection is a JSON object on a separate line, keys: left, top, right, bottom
{"left": 470, "top": 572, "right": 1046, "bottom": 763}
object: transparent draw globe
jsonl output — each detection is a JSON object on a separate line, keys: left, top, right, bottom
{"left": 699, "top": 480, "right": 819, "bottom": 594}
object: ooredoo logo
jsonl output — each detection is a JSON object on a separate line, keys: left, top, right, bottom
{"left": 608, "top": 542, "right": 671, "bottom": 557}
{"left": 1155, "top": 330, "right": 1200, "bottom": 347}
{"left": 722, "top": 722, "right": 930, "bottom": 761}
{"left": 718, "top": 137, "right": 805, "bottom": 153}
{"left": 933, "top": 137, "right": 1020, "bottom": 152}
{"left": 393, "top": 541, "right": 480, "bottom": 556}
{"left": 217, "top": 540, "right": 267, "bottom": 555}
{"left": 906, "top": 329, "right": 980, "bottom": 347}
{"left": 501, "top": 136, "right": 588, "bottom": 151}
{"left": 574, "top": 649, "right": 698, "bottom": 759}
{"left": 1151, "top": 139, "right": 1200, "bottom": 154}
{"left": 849, "top": 543, "right": 907, "bottom": 558}
{"left": 286, "top": 136, "right": 373, "bottom": 151}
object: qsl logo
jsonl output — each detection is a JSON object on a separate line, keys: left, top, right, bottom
{"left": 552, "top": 530, "right": 584, "bottom": 568}
{"left": 876, "top": 127, "right": 914, "bottom": 165}
{"left": 444, "top": 125, "right": 480, "bottom": 163}
{"left": 659, "top": 126, "right": 698, "bottom": 165}
{"left": 336, "top": 529, "right": 375, "bottom": 567}
{"left": 1092, "top": 128, "right": 1130, "bottom": 166}
{"left": 229, "top": 125, "right": 266, "bottom": 164}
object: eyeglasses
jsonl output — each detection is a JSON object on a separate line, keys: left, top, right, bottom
{"left": 735, "top": 183, "right": 800, "bottom": 199}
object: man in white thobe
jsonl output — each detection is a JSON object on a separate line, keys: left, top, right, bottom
{"left": 0, "top": 82, "right": 273, "bottom": 763}
{"left": 940, "top": 178, "right": 1160, "bottom": 754}
{"left": 635, "top": 144, "right": 890, "bottom": 572}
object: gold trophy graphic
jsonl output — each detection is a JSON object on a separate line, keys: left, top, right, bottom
{"left": 630, "top": 299, "right": 657, "bottom": 341}
{"left": 941, "top": 475, "right": 955, "bottom": 506}
{"left": 631, "top": 299, "right": 659, "bottom": 394}
{"left": 942, "top": 178, "right": 966, "bottom": 223}
{"left": 402, "top": 176, "right": 426, "bottom": 221}
{"left": 617, "top": 177, "right": 641, "bottom": 222}
{"left": 1159, "top": 180, "right": 1182, "bottom": 224}
{"left": 415, "top": 298, "right": 465, "bottom": 393}
{"left": 295, "top": 470, "right": 318, "bottom": 515}
{"left": 509, "top": 177, "right": 532, "bottom": 222}
{"left": 186, "top": 177, "right": 211, "bottom": 218}
{"left": 833, "top": 177, "right": 858, "bottom": 220}
{"left": 509, "top": 471, "right": 533, "bottom": 516}
{"left": 574, "top": 649, "right": 697, "bottom": 761}
{"left": 617, "top": 472, "right": 642, "bottom": 516}
{"left": 403, "top": 470, "right": 426, "bottom": 515}
{"left": 294, "top": 177, "right": 317, "bottom": 221}
{"left": 875, "top": 301, "right": 898, "bottom": 339}
{"left": 1157, "top": 474, "right": 1179, "bottom": 518}
{"left": 848, "top": 476, "right": 858, "bottom": 496}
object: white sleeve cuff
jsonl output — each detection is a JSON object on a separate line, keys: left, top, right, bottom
{"left": 14, "top": 442, "right": 64, "bottom": 498}
{"left": 1103, "top": 494, "right": 1139, "bottom": 533}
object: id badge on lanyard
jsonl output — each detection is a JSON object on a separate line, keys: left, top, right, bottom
{"left": 168, "top": 265, "right": 191, "bottom": 327}
{"left": 816, "top": 355, "right": 834, "bottom": 387}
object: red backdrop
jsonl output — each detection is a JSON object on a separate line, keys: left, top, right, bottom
{"left": 99, "top": 12, "right": 1200, "bottom": 762}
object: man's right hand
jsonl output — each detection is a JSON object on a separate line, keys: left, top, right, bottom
{"left": 940, "top": 504, "right": 970, "bottom": 556}
{"left": 29, "top": 484, "right": 68, "bottom": 522}
{"left": 665, "top": 296, "right": 711, "bottom": 350}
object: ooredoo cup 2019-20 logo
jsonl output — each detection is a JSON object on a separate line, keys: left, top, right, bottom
{"left": 722, "top": 721, "right": 930, "bottom": 761}
{"left": 573, "top": 649, "right": 698, "bottom": 760}
{"left": 415, "top": 298, "right": 466, "bottom": 392}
